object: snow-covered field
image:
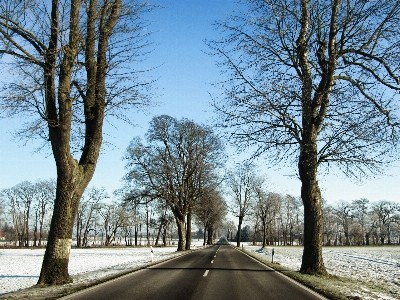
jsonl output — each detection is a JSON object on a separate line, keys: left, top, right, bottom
{"left": 0, "top": 241, "right": 205, "bottom": 297}
{"left": 1, "top": 243, "right": 399, "bottom": 299}
{"left": 244, "top": 244, "right": 400, "bottom": 300}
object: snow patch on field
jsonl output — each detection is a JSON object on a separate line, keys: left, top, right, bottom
{"left": 245, "top": 245, "right": 400, "bottom": 300}
{"left": 0, "top": 245, "right": 192, "bottom": 296}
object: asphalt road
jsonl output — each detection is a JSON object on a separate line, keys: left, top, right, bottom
{"left": 62, "top": 244, "right": 325, "bottom": 300}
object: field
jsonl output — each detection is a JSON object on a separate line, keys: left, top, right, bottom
{"left": 1, "top": 243, "right": 399, "bottom": 299}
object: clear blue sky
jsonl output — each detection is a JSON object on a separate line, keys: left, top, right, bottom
{"left": 0, "top": 0, "right": 399, "bottom": 205}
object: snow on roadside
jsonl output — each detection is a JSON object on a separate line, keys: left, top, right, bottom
{"left": 0, "top": 245, "right": 189, "bottom": 296}
{"left": 245, "top": 245, "right": 400, "bottom": 300}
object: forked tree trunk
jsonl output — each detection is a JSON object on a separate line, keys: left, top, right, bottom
{"left": 35, "top": 0, "right": 121, "bottom": 285}
{"left": 38, "top": 158, "right": 95, "bottom": 285}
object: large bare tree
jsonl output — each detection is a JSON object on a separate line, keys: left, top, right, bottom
{"left": 123, "top": 115, "right": 225, "bottom": 251}
{"left": 0, "top": 0, "right": 153, "bottom": 284}
{"left": 209, "top": 0, "right": 400, "bottom": 274}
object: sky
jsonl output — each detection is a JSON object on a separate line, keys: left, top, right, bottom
{"left": 0, "top": 0, "right": 399, "bottom": 205}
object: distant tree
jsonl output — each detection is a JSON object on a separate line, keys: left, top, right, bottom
{"left": 0, "top": 181, "right": 36, "bottom": 246}
{"left": 333, "top": 201, "right": 353, "bottom": 246}
{"left": 351, "top": 198, "right": 369, "bottom": 245}
{"left": 194, "top": 190, "right": 227, "bottom": 245}
{"left": 98, "top": 201, "right": 125, "bottom": 246}
{"left": 0, "top": 0, "right": 154, "bottom": 284}
{"left": 227, "top": 163, "right": 259, "bottom": 247}
{"left": 209, "top": 0, "right": 400, "bottom": 274}
{"left": 371, "top": 200, "right": 399, "bottom": 244}
{"left": 123, "top": 115, "right": 225, "bottom": 251}
{"left": 75, "top": 187, "right": 106, "bottom": 247}
{"left": 33, "top": 179, "right": 56, "bottom": 247}
{"left": 322, "top": 204, "right": 337, "bottom": 246}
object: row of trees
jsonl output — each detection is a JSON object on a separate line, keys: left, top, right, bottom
{"left": 225, "top": 164, "right": 400, "bottom": 248}
{"left": 0, "top": 181, "right": 226, "bottom": 248}
{"left": 323, "top": 199, "right": 400, "bottom": 246}
{"left": 0, "top": 180, "right": 55, "bottom": 247}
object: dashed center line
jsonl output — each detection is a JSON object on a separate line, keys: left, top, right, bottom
{"left": 211, "top": 260, "right": 214, "bottom": 264}
{"left": 203, "top": 270, "right": 209, "bottom": 277}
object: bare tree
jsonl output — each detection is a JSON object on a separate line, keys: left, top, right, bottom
{"left": 75, "top": 187, "right": 106, "bottom": 247}
{"left": 99, "top": 201, "right": 125, "bottom": 246}
{"left": 351, "top": 198, "right": 369, "bottom": 245}
{"left": 1, "top": 186, "right": 25, "bottom": 246}
{"left": 371, "top": 200, "right": 398, "bottom": 244}
{"left": 334, "top": 201, "right": 353, "bottom": 246}
{"left": 33, "top": 179, "right": 56, "bottom": 247}
{"left": 124, "top": 115, "right": 225, "bottom": 251}
{"left": 0, "top": 0, "right": 153, "bottom": 284}
{"left": 209, "top": 0, "right": 400, "bottom": 274}
{"left": 227, "top": 163, "right": 259, "bottom": 247}
{"left": 194, "top": 190, "right": 227, "bottom": 245}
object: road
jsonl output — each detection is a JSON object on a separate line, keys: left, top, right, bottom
{"left": 62, "top": 244, "right": 325, "bottom": 300}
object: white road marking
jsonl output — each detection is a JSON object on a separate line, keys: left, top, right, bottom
{"left": 211, "top": 260, "right": 214, "bottom": 263}
{"left": 203, "top": 270, "right": 209, "bottom": 277}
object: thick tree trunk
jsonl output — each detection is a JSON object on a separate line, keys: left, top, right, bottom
{"left": 236, "top": 215, "right": 243, "bottom": 247}
{"left": 298, "top": 137, "right": 327, "bottom": 275}
{"left": 175, "top": 217, "right": 186, "bottom": 251}
{"left": 37, "top": 159, "right": 93, "bottom": 285}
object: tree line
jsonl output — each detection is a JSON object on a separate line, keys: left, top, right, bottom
{"left": 2, "top": 173, "right": 399, "bottom": 249}
{"left": 224, "top": 164, "right": 400, "bottom": 247}
{"left": 0, "top": 180, "right": 226, "bottom": 248}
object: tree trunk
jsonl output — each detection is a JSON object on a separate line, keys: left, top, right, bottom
{"left": 298, "top": 137, "right": 327, "bottom": 275}
{"left": 262, "top": 218, "right": 267, "bottom": 248}
{"left": 155, "top": 222, "right": 162, "bottom": 246}
{"left": 135, "top": 224, "right": 138, "bottom": 246}
{"left": 37, "top": 159, "right": 93, "bottom": 285}
{"left": 175, "top": 216, "right": 187, "bottom": 251}
{"left": 207, "top": 227, "right": 213, "bottom": 245}
{"left": 33, "top": 212, "right": 38, "bottom": 247}
{"left": 185, "top": 211, "right": 192, "bottom": 250}
{"left": 236, "top": 215, "right": 243, "bottom": 247}
{"left": 163, "top": 225, "right": 167, "bottom": 247}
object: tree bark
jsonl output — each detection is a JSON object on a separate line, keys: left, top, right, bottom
{"left": 207, "top": 226, "right": 213, "bottom": 245}
{"left": 298, "top": 136, "right": 327, "bottom": 275}
{"left": 175, "top": 216, "right": 187, "bottom": 251}
{"left": 185, "top": 211, "right": 192, "bottom": 250}
{"left": 262, "top": 217, "right": 267, "bottom": 248}
{"left": 236, "top": 215, "right": 243, "bottom": 247}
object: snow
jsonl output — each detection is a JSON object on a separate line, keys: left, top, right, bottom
{"left": 244, "top": 245, "right": 400, "bottom": 300}
{"left": 1, "top": 243, "right": 400, "bottom": 299}
{"left": 0, "top": 240, "right": 205, "bottom": 297}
